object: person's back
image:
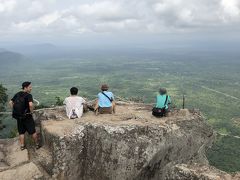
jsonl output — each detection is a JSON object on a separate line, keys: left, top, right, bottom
{"left": 12, "top": 91, "right": 32, "bottom": 119}
{"left": 64, "top": 87, "right": 86, "bottom": 119}
{"left": 156, "top": 94, "right": 171, "bottom": 109}
{"left": 152, "top": 88, "right": 171, "bottom": 117}
{"left": 98, "top": 91, "right": 114, "bottom": 108}
{"left": 95, "top": 84, "right": 115, "bottom": 114}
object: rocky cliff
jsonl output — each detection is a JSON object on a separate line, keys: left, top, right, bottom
{"left": 0, "top": 102, "right": 239, "bottom": 180}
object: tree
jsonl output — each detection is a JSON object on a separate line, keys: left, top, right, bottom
{"left": 0, "top": 84, "right": 8, "bottom": 112}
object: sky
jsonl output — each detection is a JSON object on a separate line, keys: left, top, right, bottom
{"left": 0, "top": 0, "right": 240, "bottom": 47}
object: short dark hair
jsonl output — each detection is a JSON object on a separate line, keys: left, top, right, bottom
{"left": 22, "top": 81, "right": 31, "bottom": 89}
{"left": 159, "top": 88, "right": 167, "bottom": 95}
{"left": 70, "top": 87, "right": 78, "bottom": 95}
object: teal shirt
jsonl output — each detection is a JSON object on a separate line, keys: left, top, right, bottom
{"left": 156, "top": 94, "right": 171, "bottom": 109}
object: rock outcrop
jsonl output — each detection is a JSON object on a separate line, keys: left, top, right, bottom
{"left": 164, "top": 163, "right": 240, "bottom": 180}
{"left": 0, "top": 102, "right": 239, "bottom": 180}
{"left": 0, "top": 138, "right": 43, "bottom": 180}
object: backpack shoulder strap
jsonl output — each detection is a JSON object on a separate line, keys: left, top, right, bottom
{"left": 164, "top": 95, "right": 168, "bottom": 106}
{"left": 101, "top": 92, "right": 113, "bottom": 102}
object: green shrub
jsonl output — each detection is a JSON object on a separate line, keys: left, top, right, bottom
{"left": 55, "top": 96, "right": 64, "bottom": 106}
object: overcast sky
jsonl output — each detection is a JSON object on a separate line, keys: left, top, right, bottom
{"left": 0, "top": 0, "right": 240, "bottom": 46}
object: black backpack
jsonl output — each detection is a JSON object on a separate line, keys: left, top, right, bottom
{"left": 152, "top": 95, "right": 168, "bottom": 117}
{"left": 12, "top": 93, "right": 28, "bottom": 119}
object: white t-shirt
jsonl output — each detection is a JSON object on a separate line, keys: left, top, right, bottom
{"left": 63, "top": 96, "right": 86, "bottom": 119}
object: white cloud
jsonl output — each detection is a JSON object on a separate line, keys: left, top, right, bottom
{"left": 39, "top": 12, "right": 60, "bottom": 26}
{"left": 0, "top": 0, "right": 240, "bottom": 38}
{"left": 0, "top": 0, "right": 16, "bottom": 13}
{"left": 221, "top": 0, "right": 240, "bottom": 19}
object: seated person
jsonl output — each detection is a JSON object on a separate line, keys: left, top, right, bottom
{"left": 94, "top": 84, "right": 116, "bottom": 114}
{"left": 152, "top": 88, "right": 171, "bottom": 117}
{"left": 63, "top": 87, "right": 86, "bottom": 119}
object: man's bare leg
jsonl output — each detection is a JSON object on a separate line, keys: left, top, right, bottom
{"left": 19, "top": 134, "right": 25, "bottom": 146}
{"left": 112, "top": 101, "right": 116, "bottom": 113}
{"left": 32, "top": 132, "right": 38, "bottom": 143}
{"left": 32, "top": 132, "right": 40, "bottom": 149}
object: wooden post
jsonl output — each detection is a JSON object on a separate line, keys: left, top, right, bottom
{"left": 182, "top": 95, "right": 185, "bottom": 109}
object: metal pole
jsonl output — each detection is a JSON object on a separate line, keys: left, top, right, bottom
{"left": 182, "top": 95, "right": 185, "bottom": 109}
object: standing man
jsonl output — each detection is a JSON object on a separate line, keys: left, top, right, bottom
{"left": 9, "top": 82, "right": 40, "bottom": 150}
{"left": 63, "top": 87, "right": 86, "bottom": 119}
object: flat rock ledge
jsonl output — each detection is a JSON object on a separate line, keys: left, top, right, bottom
{"left": 1, "top": 102, "right": 239, "bottom": 180}
{"left": 0, "top": 138, "right": 43, "bottom": 180}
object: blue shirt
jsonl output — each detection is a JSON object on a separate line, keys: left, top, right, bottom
{"left": 98, "top": 91, "right": 114, "bottom": 107}
{"left": 156, "top": 94, "right": 171, "bottom": 109}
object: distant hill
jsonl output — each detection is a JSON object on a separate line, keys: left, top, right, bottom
{"left": 0, "top": 48, "right": 6, "bottom": 53}
{"left": 31, "top": 43, "right": 57, "bottom": 50}
{"left": 3, "top": 43, "right": 61, "bottom": 60}
{"left": 0, "top": 50, "right": 26, "bottom": 65}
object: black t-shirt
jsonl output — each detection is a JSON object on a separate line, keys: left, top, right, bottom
{"left": 11, "top": 92, "right": 33, "bottom": 113}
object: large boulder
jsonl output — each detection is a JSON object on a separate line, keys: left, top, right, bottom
{"left": 36, "top": 104, "right": 215, "bottom": 180}
{"left": 2, "top": 103, "right": 238, "bottom": 180}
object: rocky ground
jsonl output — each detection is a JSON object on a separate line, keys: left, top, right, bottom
{"left": 0, "top": 138, "right": 43, "bottom": 179}
{"left": 0, "top": 102, "right": 239, "bottom": 180}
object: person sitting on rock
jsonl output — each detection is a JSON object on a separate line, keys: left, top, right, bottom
{"left": 152, "top": 88, "right": 171, "bottom": 117}
{"left": 64, "top": 87, "right": 86, "bottom": 119}
{"left": 94, "top": 84, "right": 116, "bottom": 115}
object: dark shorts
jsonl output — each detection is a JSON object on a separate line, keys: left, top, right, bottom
{"left": 98, "top": 107, "right": 112, "bottom": 114}
{"left": 16, "top": 115, "right": 36, "bottom": 135}
{"left": 152, "top": 107, "right": 168, "bottom": 118}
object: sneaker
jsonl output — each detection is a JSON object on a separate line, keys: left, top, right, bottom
{"left": 20, "top": 145, "right": 26, "bottom": 151}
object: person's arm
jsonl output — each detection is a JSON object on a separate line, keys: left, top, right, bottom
{"left": 29, "top": 102, "right": 34, "bottom": 113}
{"left": 94, "top": 99, "right": 99, "bottom": 111}
{"left": 94, "top": 93, "right": 102, "bottom": 111}
{"left": 9, "top": 100, "right": 14, "bottom": 109}
{"left": 82, "top": 98, "right": 86, "bottom": 105}
{"left": 168, "top": 96, "right": 171, "bottom": 104}
{"left": 111, "top": 92, "right": 115, "bottom": 102}
{"left": 9, "top": 94, "right": 17, "bottom": 109}
{"left": 155, "top": 96, "right": 158, "bottom": 107}
{"left": 81, "top": 98, "right": 88, "bottom": 112}
{"left": 27, "top": 94, "right": 34, "bottom": 113}
{"left": 63, "top": 98, "right": 67, "bottom": 105}
{"left": 167, "top": 96, "right": 171, "bottom": 110}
